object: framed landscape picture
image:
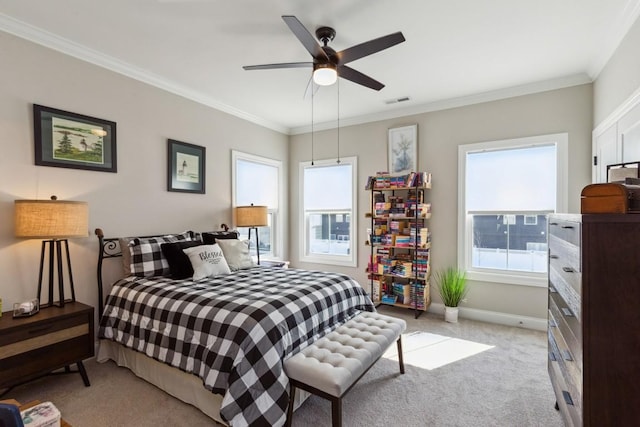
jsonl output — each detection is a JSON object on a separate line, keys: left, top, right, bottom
{"left": 167, "top": 139, "right": 205, "bottom": 194}
{"left": 33, "top": 104, "right": 117, "bottom": 172}
{"left": 388, "top": 124, "right": 418, "bottom": 175}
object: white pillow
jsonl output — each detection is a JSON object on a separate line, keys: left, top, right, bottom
{"left": 216, "top": 239, "right": 256, "bottom": 271}
{"left": 182, "top": 244, "right": 231, "bottom": 280}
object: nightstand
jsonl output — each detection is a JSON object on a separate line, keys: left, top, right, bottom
{"left": 260, "top": 260, "right": 290, "bottom": 268}
{"left": 0, "top": 302, "right": 94, "bottom": 392}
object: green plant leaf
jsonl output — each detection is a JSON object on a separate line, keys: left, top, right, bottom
{"left": 436, "top": 267, "right": 468, "bottom": 307}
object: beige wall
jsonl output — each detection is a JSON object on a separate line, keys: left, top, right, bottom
{"left": 290, "top": 84, "right": 593, "bottom": 320}
{"left": 0, "top": 33, "right": 289, "bottom": 312}
{"left": 0, "top": 28, "right": 599, "bottom": 325}
{"left": 594, "top": 17, "right": 640, "bottom": 127}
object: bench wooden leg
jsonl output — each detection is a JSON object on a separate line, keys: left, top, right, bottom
{"left": 331, "top": 396, "right": 342, "bottom": 427}
{"left": 286, "top": 383, "right": 296, "bottom": 427}
{"left": 397, "top": 336, "right": 405, "bottom": 374}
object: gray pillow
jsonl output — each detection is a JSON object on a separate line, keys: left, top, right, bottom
{"left": 216, "top": 239, "right": 256, "bottom": 271}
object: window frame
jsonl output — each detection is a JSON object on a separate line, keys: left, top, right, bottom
{"left": 299, "top": 156, "right": 358, "bottom": 267}
{"left": 231, "top": 150, "right": 284, "bottom": 259}
{"left": 457, "top": 133, "right": 568, "bottom": 287}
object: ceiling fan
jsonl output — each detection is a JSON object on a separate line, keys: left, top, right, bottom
{"left": 243, "top": 15, "right": 405, "bottom": 91}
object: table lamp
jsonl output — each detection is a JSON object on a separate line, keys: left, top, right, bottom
{"left": 15, "top": 196, "right": 88, "bottom": 307}
{"left": 235, "top": 204, "right": 268, "bottom": 265}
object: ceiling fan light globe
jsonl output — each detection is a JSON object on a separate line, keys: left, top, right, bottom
{"left": 313, "top": 66, "right": 337, "bottom": 86}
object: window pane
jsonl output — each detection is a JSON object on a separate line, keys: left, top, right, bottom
{"left": 300, "top": 157, "right": 357, "bottom": 266}
{"left": 307, "top": 212, "right": 351, "bottom": 256}
{"left": 237, "top": 213, "right": 273, "bottom": 257}
{"left": 472, "top": 214, "right": 547, "bottom": 272}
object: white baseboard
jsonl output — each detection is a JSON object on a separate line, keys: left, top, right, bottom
{"left": 428, "top": 303, "right": 547, "bottom": 331}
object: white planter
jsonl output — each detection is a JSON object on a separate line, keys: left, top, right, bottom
{"left": 444, "top": 306, "right": 459, "bottom": 323}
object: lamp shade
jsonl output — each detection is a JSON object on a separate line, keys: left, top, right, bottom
{"left": 235, "top": 205, "right": 268, "bottom": 227}
{"left": 15, "top": 198, "right": 89, "bottom": 238}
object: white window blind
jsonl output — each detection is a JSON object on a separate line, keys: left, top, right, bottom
{"left": 236, "top": 159, "right": 279, "bottom": 208}
{"left": 466, "top": 144, "right": 557, "bottom": 213}
{"left": 304, "top": 164, "right": 352, "bottom": 210}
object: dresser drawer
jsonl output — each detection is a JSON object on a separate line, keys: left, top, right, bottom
{"left": 549, "top": 291, "right": 582, "bottom": 365}
{"left": 548, "top": 353, "right": 582, "bottom": 427}
{"left": 548, "top": 234, "right": 581, "bottom": 275}
{"left": 549, "top": 267, "right": 581, "bottom": 322}
{"left": 548, "top": 324, "right": 582, "bottom": 414}
{"left": 548, "top": 219, "right": 581, "bottom": 247}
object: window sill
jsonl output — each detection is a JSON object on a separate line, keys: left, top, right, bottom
{"left": 300, "top": 256, "right": 357, "bottom": 268}
{"left": 466, "top": 269, "right": 547, "bottom": 287}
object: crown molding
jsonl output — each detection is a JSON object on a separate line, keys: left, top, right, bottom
{"left": 587, "top": 0, "right": 640, "bottom": 79}
{"left": 288, "top": 73, "right": 592, "bottom": 135}
{"left": 0, "top": 13, "right": 289, "bottom": 135}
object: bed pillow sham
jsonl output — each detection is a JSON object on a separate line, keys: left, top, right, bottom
{"left": 183, "top": 244, "right": 231, "bottom": 279}
{"left": 161, "top": 240, "right": 204, "bottom": 279}
{"left": 128, "top": 231, "right": 195, "bottom": 277}
{"left": 216, "top": 239, "right": 256, "bottom": 271}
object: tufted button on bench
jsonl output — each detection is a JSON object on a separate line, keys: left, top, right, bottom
{"left": 284, "top": 311, "right": 406, "bottom": 427}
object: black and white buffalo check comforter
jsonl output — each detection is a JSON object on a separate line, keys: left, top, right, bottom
{"left": 99, "top": 267, "right": 375, "bottom": 426}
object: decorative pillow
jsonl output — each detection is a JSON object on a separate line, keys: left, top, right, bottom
{"left": 216, "top": 239, "right": 256, "bottom": 271}
{"left": 161, "top": 240, "right": 204, "bottom": 279}
{"left": 128, "top": 231, "right": 195, "bottom": 277}
{"left": 202, "top": 231, "right": 240, "bottom": 244}
{"left": 183, "top": 244, "right": 231, "bottom": 280}
{"left": 119, "top": 237, "right": 134, "bottom": 276}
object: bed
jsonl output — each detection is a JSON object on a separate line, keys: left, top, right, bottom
{"left": 94, "top": 228, "right": 375, "bottom": 426}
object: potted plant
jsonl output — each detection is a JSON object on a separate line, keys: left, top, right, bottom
{"left": 436, "top": 267, "right": 468, "bottom": 323}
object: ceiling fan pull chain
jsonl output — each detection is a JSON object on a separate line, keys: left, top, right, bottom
{"left": 337, "top": 80, "right": 341, "bottom": 164}
{"left": 311, "top": 89, "right": 314, "bottom": 165}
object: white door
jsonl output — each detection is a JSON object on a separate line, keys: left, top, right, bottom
{"left": 593, "top": 123, "right": 619, "bottom": 183}
{"left": 620, "top": 102, "right": 640, "bottom": 163}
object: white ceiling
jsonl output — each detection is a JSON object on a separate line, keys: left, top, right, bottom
{"left": 1, "top": 0, "right": 639, "bottom": 134}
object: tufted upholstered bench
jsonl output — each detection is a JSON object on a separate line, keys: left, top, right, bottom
{"left": 284, "top": 311, "right": 406, "bottom": 427}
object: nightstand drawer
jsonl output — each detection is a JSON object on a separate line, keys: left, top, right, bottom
{"left": 0, "top": 314, "right": 88, "bottom": 354}
{"left": 0, "top": 302, "right": 94, "bottom": 389}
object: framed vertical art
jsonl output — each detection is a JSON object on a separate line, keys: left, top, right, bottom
{"left": 167, "top": 139, "right": 205, "bottom": 194}
{"left": 33, "top": 104, "right": 117, "bottom": 172}
{"left": 388, "top": 124, "right": 418, "bottom": 175}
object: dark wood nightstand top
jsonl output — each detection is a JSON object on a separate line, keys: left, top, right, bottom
{"left": 0, "top": 301, "right": 93, "bottom": 331}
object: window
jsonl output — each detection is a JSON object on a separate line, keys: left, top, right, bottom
{"left": 232, "top": 151, "right": 283, "bottom": 259}
{"left": 299, "top": 157, "right": 357, "bottom": 266}
{"left": 458, "top": 134, "right": 568, "bottom": 286}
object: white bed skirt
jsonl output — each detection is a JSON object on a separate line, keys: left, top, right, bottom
{"left": 96, "top": 339, "right": 309, "bottom": 426}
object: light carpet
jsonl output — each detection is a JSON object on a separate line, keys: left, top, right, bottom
{"left": 7, "top": 308, "right": 563, "bottom": 426}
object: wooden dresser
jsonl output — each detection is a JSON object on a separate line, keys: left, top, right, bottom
{"left": 547, "top": 214, "right": 640, "bottom": 426}
{"left": 0, "top": 302, "right": 94, "bottom": 390}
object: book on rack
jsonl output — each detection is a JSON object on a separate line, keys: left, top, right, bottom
{"left": 371, "top": 278, "right": 381, "bottom": 302}
{"left": 392, "top": 283, "right": 411, "bottom": 305}
{"left": 381, "top": 294, "right": 398, "bottom": 305}
{"left": 409, "top": 283, "right": 427, "bottom": 310}
{"left": 365, "top": 171, "right": 432, "bottom": 190}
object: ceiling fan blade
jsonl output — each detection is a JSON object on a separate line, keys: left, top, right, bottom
{"left": 338, "top": 65, "right": 385, "bottom": 91}
{"left": 243, "top": 62, "right": 312, "bottom": 70}
{"left": 337, "top": 32, "right": 405, "bottom": 65}
{"left": 282, "top": 15, "right": 329, "bottom": 61}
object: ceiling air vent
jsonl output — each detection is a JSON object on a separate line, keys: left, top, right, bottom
{"left": 384, "top": 96, "right": 411, "bottom": 105}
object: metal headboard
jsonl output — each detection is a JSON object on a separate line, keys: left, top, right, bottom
{"left": 95, "top": 228, "right": 124, "bottom": 317}
{"left": 94, "top": 226, "right": 229, "bottom": 318}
